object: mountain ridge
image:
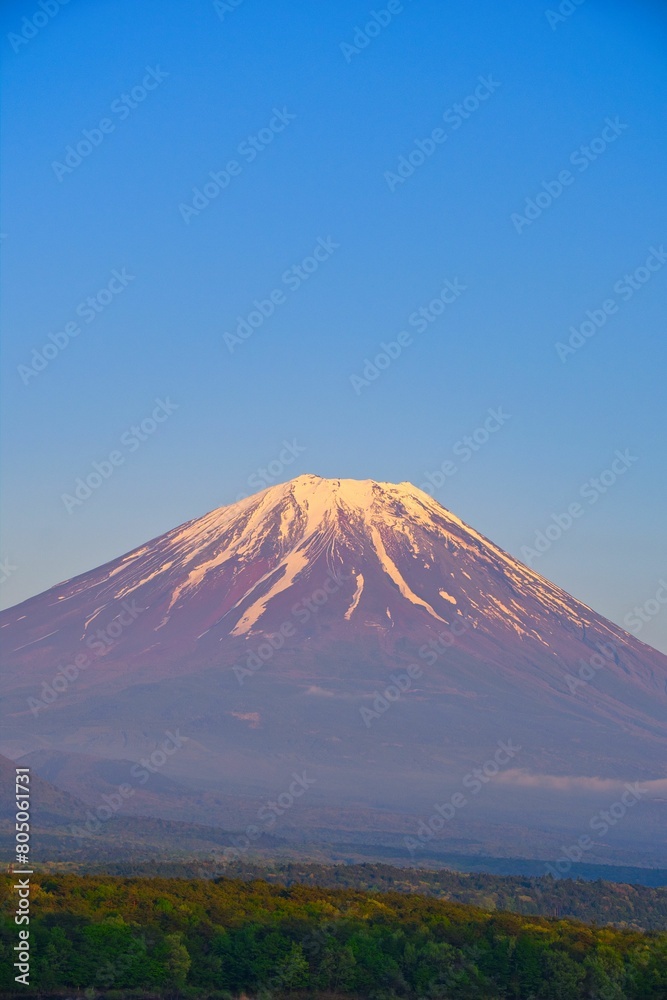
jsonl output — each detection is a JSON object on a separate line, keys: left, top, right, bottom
{"left": 1, "top": 474, "right": 666, "bottom": 862}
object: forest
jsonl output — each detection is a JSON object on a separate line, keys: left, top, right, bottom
{"left": 204, "top": 860, "right": 667, "bottom": 933}
{"left": 1, "top": 872, "right": 666, "bottom": 999}
{"left": 73, "top": 859, "right": 667, "bottom": 932}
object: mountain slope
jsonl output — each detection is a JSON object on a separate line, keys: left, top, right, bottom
{"left": 1, "top": 475, "right": 666, "bottom": 862}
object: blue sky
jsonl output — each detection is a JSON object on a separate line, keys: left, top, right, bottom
{"left": 1, "top": 0, "right": 666, "bottom": 652}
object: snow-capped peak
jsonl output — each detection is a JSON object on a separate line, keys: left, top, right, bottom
{"left": 48, "top": 473, "right": 604, "bottom": 648}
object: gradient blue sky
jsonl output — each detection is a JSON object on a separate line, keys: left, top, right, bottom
{"left": 1, "top": 0, "right": 666, "bottom": 652}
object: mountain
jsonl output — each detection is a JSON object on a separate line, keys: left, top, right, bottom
{"left": 1, "top": 475, "right": 666, "bottom": 865}
{"left": 0, "top": 751, "right": 288, "bottom": 865}
{"left": 0, "top": 751, "right": 89, "bottom": 826}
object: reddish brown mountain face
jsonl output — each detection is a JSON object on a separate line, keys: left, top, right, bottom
{"left": 2, "top": 475, "right": 666, "bottom": 863}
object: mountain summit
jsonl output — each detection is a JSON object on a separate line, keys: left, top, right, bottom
{"left": 2, "top": 475, "right": 666, "bottom": 862}
{"left": 4, "top": 472, "right": 644, "bottom": 653}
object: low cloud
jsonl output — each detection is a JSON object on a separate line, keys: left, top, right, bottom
{"left": 496, "top": 768, "right": 667, "bottom": 797}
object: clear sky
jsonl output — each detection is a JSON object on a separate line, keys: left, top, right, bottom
{"left": 1, "top": 0, "right": 666, "bottom": 652}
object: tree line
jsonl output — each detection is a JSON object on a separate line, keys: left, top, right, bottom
{"left": 1, "top": 872, "right": 666, "bottom": 998}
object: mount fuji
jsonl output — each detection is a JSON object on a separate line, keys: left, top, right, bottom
{"left": 2, "top": 475, "right": 666, "bottom": 864}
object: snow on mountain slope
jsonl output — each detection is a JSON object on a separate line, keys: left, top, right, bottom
{"left": 2, "top": 475, "right": 665, "bottom": 699}
{"left": 1, "top": 475, "right": 666, "bottom": 861}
